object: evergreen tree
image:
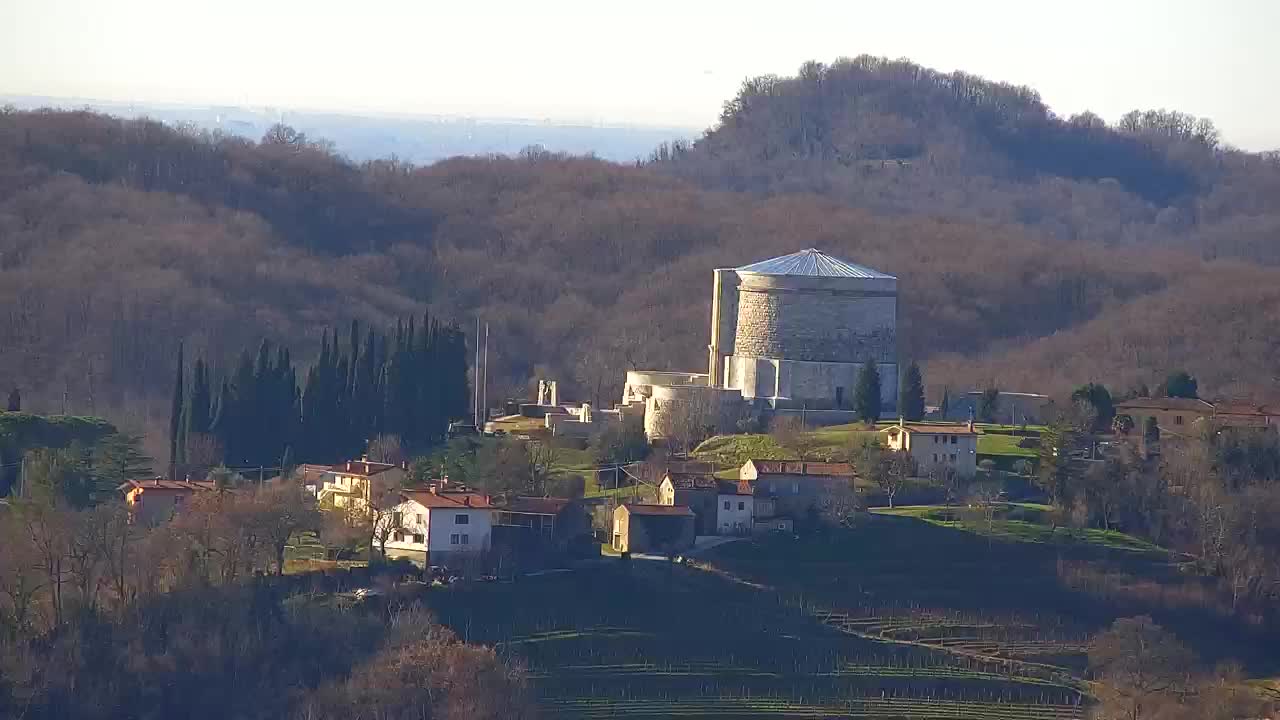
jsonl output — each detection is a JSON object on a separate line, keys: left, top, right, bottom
{"left": 6, "top": 387, "right": 20, "bottom": 412}
{"left": 977, "top": 387, "right": 1001, "bottom": 423}
{"left": 940, "top": 386, "right": 950, "bottom": 419}
{"left": 898, "top": 361, "right": 926, "bottom": 421}
{"left": 168, "top": 342, "right": 185, "bottom": 479}
{"left": 854, "top": 359, "right": 882, "bottom": 424}
{"left": 1160, "top": 370, "right": 1198, "bottom": 399}
{"left": 188, "top": 358, "right": 212, "bottom": 434}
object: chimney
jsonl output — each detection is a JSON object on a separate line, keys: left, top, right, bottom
{"left": 429, "top": 486, "right": 438, "bottom": 495}
{"left": 464, "top": 496, "right": 472, "bottom": 507}
{"left": 899, "top": 416, "right": 905, "bottom": 429}
{"left": 153, "top": 477, "right": 160, "bottom": 487}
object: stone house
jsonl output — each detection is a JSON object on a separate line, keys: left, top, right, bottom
{"left": 657, "top": 472, "right": 721, "bottom": 535}
{"left": 739, "top": 459, "right": 854, "bottom": 521}
{"left": 881, "top": 419, "right": 979, "bottom": 479}
{"left": 612, "top": 504, "right": 695, "bottom": 554}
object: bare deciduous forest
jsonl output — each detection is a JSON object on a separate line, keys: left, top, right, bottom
{"left": 3, "top": 56, "right": 1279, "bottom": 451}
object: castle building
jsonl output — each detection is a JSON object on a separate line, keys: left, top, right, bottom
{"left": 622, "top": 249, "right": 899, "bottom": 439}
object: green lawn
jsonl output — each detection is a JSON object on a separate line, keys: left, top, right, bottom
{"left": 871, "top": 504, "right": 1165, "bottom": 554}
{"left": 977, "top": 433, "right": 1039, "bottom": 458}
{"left": 692, "top": 426, "right": 881, "bottom": 469}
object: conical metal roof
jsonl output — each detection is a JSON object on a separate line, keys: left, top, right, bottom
{"left": 735, "top": 248, "right": 894, "bottom": 279}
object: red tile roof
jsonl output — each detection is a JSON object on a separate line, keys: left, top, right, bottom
{"left": 622, "top": 503, "right": 695, "bottom": 517}
{"left": 664, "top": 472, "right": 719, "bottom": 491}
{"left": 745, "top": 460, "right": 854, "bottom": 477}
{"left": 402, "top": 490, "right": 493, "bottom": 509}
{"left": 716, "top": 479, "right": 753, "bottom": 496}
{"left": 1212, "top": 401, "right": 1280, "bottom": 417}
{"left": 504, "top": 496, "right": 572, "bottom": 515}
{"left": 330, "top": 460, "right": 400, "bottom": 477}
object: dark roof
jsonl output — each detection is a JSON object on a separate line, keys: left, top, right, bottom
{"left": 882, "top": 423, "right": 978, "bottom": 436}
{"left": 401, "top": 490, "right": 493, "bottom": 509}
{"left": 716, "top": 479, "right": 753, "bottom": 496}
{"left": 736, "top": 248, "right": 895, "bottom": 279}
{"left": 118, "top": 478, "right": 220, "bottom": 493}
{"left": 1212, "top": 401, "right": 1280, "bottom": 417}
{"left": 622, "top": 503, "right": 695, "bottom": 517}
{"left": 664, "top": 472, "right": 719, "bottom": 491}
{"left": 1116, "top": 397, "right": 1214, "bottom": 412}
{"left": 504, "top": 496, "right": 573, "bottom": 515}
{"left": 745, "top": 460, "right": 853, "bottom": 477}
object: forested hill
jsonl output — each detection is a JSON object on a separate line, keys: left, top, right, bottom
{"left": 2, "top": 66, "right": 1279, "bottom": 450}
{"left": 655, "top": 56, "right": 1280, "bottom": 264}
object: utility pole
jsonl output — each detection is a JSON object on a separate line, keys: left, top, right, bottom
{"left": 473, "top": 316, "right": 481, "bottom": 429}
{"left": 481, "top": 322, "right": 489, "bottom": 428}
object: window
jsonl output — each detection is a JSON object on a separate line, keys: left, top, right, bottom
{"left": 461, "top": 534, "right": 470, "bottom": 545}
{"left": 738, "top": 501, "right": 745, "bottom": 511}
{"left": 791, "top": 482, "right": 799, "bottom": 494}
{"left": 455, "top": 514, "right": 470, "bottom": 524}
{"left": 1175, "top": 415, "right": 1184, "bottom": 425}
{"left": 950, "top": 436, "right": 958, "bottom": 445}
{"left": 932, "top": 454, "right": 937, "bottom": 462}
{"left": 723, "top": 500, "right": 731, "bottom": 510}
{"left": 950, "top": 454, "right": 957, "bottom": 462}
{"left": 416, "top": 514, "right": 424, "bottom": 525}
{"left": 393, "top": 511, "right": 403, "bottom": 526}
{"left": 450, "top": 533, "right": 460, "bottom": 545}
{"left": 412, "top": 533, "right": 424, "bottom": 544}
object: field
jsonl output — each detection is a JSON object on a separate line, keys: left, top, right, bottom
{"left": 423, "top": 509, "right": 1277, "bottom": 719}
{"left": 977, "top": 433, "right": 1040, "bottom": 459}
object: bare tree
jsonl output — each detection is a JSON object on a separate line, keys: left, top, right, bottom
{"left": 770, "top": 415, "right": 824, "bottom": 461}
{"left": 367, "top": 434, "right": 405, "bottom": 465}
{"left": 1088, "top": 616, "right": 1195, "bottom": 720}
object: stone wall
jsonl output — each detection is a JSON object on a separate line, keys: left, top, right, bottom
{"left": 733, "top": 288, "right": 896, "bottom": 363}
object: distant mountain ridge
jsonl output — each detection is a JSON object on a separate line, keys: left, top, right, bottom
{"left": 0, "top": 94, "right": 699, "bottom": 164}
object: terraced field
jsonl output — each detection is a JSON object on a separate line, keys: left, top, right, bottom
{"left": 424, "top": 510, "right": 1273, "bottom": 718}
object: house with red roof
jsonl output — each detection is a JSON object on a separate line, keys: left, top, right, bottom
{"left": 378, "top": 488, "right": 493, "bottom": 566}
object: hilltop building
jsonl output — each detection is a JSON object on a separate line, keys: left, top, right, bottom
{"left": 881, "top": 419, "right": 979, "bottom": 479}
{"left": 623, "top": 249, "right": 899, "bottom": 440}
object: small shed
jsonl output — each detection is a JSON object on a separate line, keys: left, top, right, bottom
{"left": 612, "top": 504, "right": 695, "bottom": 555}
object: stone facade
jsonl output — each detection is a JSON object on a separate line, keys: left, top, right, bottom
{"left": 733, "top": 289, "right": 896, "bottom": 363}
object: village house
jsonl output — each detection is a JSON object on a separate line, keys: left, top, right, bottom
{"left": 657, "top": 472, "right": 720, "bottom": 535}
{"left": 378, "top": 488, "right": 493, "bottom": 567}
{"left": 881, "top": 419, "right": 979, "bottom": 479}
{"left": 739, "top": 459, "right": 854, "bottom": 520}
{"left": 715, "top": 479, "right": 754, "bottom": 536}
{"left": 1116, "top": 397, "right": 1280, "bottom": 436}
{"left": 492, "top": 496, "right": 594, "bottom": 562}
{"left": 612, "top": 503, "right": 695, "bottom": 555}
{"left": 118, "top": 477, "right": 221, "bottom": 526}
{"left": 316, "top": 459, "right": 406, "bottom": 511}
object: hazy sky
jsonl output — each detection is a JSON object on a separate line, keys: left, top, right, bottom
{"left": 2, "top": 0, "right": 1278, "bottom": 149}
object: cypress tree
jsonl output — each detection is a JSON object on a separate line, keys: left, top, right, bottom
{"left": 898, "top": 361, "right": 926, "bottom": 421}
{"left": 211, "top": 379, "right": 232, "bottom": 463}
{"left": 168, "top": 342, "right": 185, "bottom": 478}
{"left": 854, "top": 359, "right": 882, "bottom": 425}
{"left": 188, "top": 358, "right": 213, "bottom": 435}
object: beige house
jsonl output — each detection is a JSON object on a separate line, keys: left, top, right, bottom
{"left": 881, "top": 420, "right": 979, "bottom": 479}
{"left": 316, "top": 459, "right": 406, "bottom": 511}
{"left": 1115, "top": 397, "right": 1280, "bottom": 436}
{"left": 118, "top": 478, "right": 221, "bottom": 526}
{"left": 612, "top": 504, "right": 695, "bottom": 554}
{"left": 715, "top": 479, "right": 754, "bottom": 536}
{"left": 378, "top": 489, "right": 494, "bottom": 566}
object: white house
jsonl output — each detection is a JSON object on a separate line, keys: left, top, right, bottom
{"left": 379, "top": 489, "right": 494, "bottom": 566}
{"left": 881, "top": 419, "right": 979, "bottom": 479}
{"left": 715, "top": 479, "right": 754, "bottom": 535}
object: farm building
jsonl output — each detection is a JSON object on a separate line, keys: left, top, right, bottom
{"left": 739, "top": 459, "right": 854, "bottom": 520}
{"left": 493, "top": 496, "right": 594, "bottom": 563}
{"left": 881, "top": 419, "right": 979, "bottom": 479}
{"left": 612, "top": 504, "right": 695, "bottom": 554}
{"left": 657, "top": 472, "right": 721, "bottom": 535}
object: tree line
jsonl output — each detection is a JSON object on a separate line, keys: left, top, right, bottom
{"left": 168, "top": 316, "right": 470, "bottom": 476}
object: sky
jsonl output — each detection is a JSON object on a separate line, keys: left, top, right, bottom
{"left": 2, "top": 0, "right": 1278, "bottom": 150}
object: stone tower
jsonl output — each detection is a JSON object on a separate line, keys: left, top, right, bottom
{"left": 708, "top": 248, "right": 897, "bottom": 412}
